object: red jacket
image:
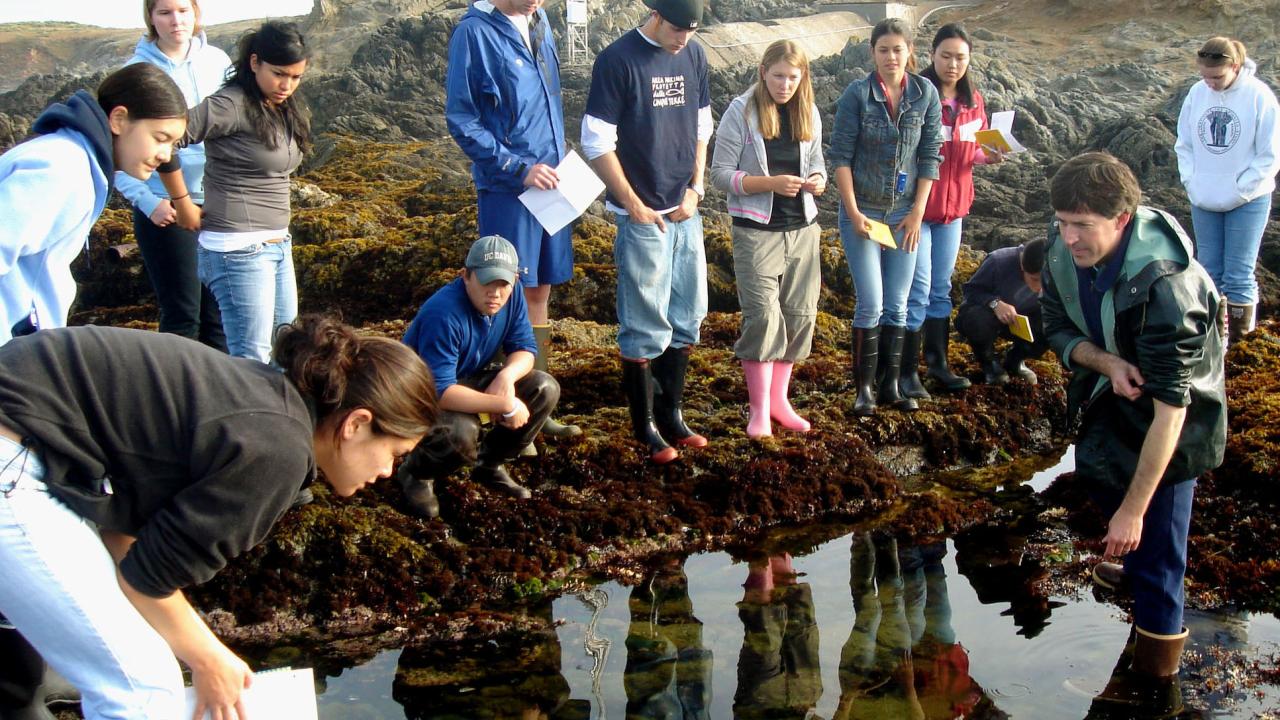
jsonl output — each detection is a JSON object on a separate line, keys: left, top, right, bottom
{"left": 924, "top": 91, "right": 987, "bottom": 224}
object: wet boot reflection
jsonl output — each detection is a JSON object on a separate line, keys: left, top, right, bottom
{"left": 732, "top": 552, "right": 822, "bottom": 718}
{"left": 622, "top": 558, "right": 713, "bottom": 719}
{"left": 835, "top": 534, "right": 1007, "bottom": 720}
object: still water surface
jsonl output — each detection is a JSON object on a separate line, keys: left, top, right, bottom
{"left": 313, "top": 452, "right": 1280, "bottom": 719}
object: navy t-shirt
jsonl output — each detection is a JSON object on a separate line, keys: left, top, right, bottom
{"left": 585, "top": 29, "right": 710, "bottom": 210}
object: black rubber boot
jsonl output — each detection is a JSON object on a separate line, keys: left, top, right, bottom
{"left": 877, "top": 326, "right": 918, "bottom": 411}
{"left": 1227, "top": 302, "right": 1255, "bottom": 347}
{"left": 621, "top": 359, "right": 678, "bottom": 463}
{"left": 471, "top": 463, "right": 531, "bottom": 500}
{"left": 922, "top": 316, "right": 971, "bottom": 391}
{"left": 1003, "top": 343, "right": 1038, "bottom": 385}
{"left": 0, "top": 625, "right": 59, "bottom": 720}
{"left": 650, "top": 346, "right": 707, "bottom": 448}
{"left": 531, "top": 324, "right": 582, "bottom": 438}
{"left": 852, "top": 326, "right": 879, "bottom": 416}
{"left": 972, "top": 340, "right": 1009, "bottom": 385}
{"left": 897, "top": 328, "right": 931, "bottom": 400}
{"left": 396, "top": 465, "right": 440, "bottom": 519}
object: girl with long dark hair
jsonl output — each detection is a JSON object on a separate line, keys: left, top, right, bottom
{"left": 165, "top": 20, "right": 313, "bottom": 363}
{"left": 899, "top": 22, "right": 1004, "bottom": 397}
{"left": 828, "top": 18, "right": 943, "bottom": 416}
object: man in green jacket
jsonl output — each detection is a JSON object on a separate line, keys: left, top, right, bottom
{"left": 1040, "top": 152, "right": 1225, "bottom": 681}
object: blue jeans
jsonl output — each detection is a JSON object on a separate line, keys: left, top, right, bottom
{"left": 1191, "top": 194, "right": 1271, "bottom": 305}
{"left": 198, "top": 238, "right": 298, "bottom": 363}
{"left": 906, "top": 218, "right": 963, "bottom": 330}
{"left": 1090, "top": 479, "right": 1195, "bottom": 635}
{"left": 839, "top": 205, "right": 920, "bottom": 328}
{"left": 0, "top": 436, "right": 184, "bottom": 719}
{"left": 613, "top": 212, "right": 708, "bottom": 360}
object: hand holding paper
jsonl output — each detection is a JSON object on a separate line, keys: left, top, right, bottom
{"left": 974, "top": 110, "right": 1027, "bottom": 155}
{"left": 518, "top": 151, "right": 606, "bottom": 236}
{"left": 185, "top": 668, "right": 317, "bottom": 720}
{"left": 1011, "top": 313, "right": 1035, "bottom": 344}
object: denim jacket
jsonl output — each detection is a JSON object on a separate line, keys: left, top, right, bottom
{"left": 828, "top": 72, "right": 942, "bottom": 214}
{"left": 709, "top": 89, "right": 826, "bottom": 225}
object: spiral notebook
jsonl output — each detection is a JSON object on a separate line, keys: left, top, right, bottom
{"left": 183, "top": 667, "right": 317, "bottom": 720}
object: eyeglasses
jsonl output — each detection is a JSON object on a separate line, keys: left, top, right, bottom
{"left": 1197, "top": 51, "right": 1230, "bottom": 60}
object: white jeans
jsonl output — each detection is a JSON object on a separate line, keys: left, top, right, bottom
{"left": 0, "top": 435, "right": 184, "bottom": 719}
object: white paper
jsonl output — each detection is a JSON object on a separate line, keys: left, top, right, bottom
{"left": 184, "top": 668, "right": 317, "bottom": 720}
{"left": 956, "top": 118, "right": 983, "bottom": 142}
{"left": 518, "top": 150, "right": 606, "bottom": 236}
{"left": 983, "top": 110, "right": 1028, "bottom": 153}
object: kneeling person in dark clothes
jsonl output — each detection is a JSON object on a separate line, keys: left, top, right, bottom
{"left": 398, "top": 235, "right": 560, "bottom": 518}
{"left": 955, "top": 238, "right": 1049, "bottom": 384}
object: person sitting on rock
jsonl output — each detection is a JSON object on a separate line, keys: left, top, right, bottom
{"left": 397, "top": 235, "right": 560, "bottom": 519}
{"left": 955, "top": 238, "right": 1048, "bottom": 384}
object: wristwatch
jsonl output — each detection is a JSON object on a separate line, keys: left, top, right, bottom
{"left": 988, "top": 299, "right": 1000, "bottom": 310}
{"left": 688, "top": 183, "right": 705, "bottom": 199}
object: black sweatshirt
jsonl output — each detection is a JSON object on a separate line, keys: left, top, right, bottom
{"left": 960, "top": 244, "right": 1040, "bottom": 316}
{"left": 0, "top": 326, "right": 315, "bottom": 597}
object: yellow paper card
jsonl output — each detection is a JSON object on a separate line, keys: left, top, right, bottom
{"left": 1011, "top": 313, "right": 1035, "bottom": 343}
{"left": 974, "top": 128, "right": 1013, "bottom": 154}
{"left": 866, "top": 220, "right": 897, "bottom": 249}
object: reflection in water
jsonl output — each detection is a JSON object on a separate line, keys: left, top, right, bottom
{"left": 835, "top": 535, "right": 1006, "bottom": 720}
{"left": 733, "top": 553, "right": 822, "bottom": 718}
{"left": 391, "top": 602, "right": 586, "bottom": 719}
{"left": 623, "top": 559, "right": 713, "bottom": 718}
{"left": 953, "top": 525, "right": 1066, "bottom": 639}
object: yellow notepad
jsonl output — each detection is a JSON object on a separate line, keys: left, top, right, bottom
{"left": 974, "top": 128, "right": 1013, "bottom": 154}
{"left": 866, "top": 219, "right": 897, "bottom": 249}
{"left": 1011, "top": 313, "right": 1035, "bottom": 343}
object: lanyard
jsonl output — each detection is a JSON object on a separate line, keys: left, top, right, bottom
{"left": 876, "top": 72, "right": 908, "bottom": 120}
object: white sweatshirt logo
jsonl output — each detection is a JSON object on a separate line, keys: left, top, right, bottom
{"left": 1197, "top": 106, "right": 1241, "bottom": 155}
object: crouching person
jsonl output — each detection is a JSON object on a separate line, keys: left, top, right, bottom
{"left": 955, "top": 238, "right": 1049, "bottom": 384}
{"left": 398, "top": 235, "right": 560, "bottom": 519}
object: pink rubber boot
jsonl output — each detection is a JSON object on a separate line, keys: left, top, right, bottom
{"left": 771, "top": 361, "right": 811, "bottom": 432}
{"left": 742, "top": 360, "right": 773, "bottom": 438}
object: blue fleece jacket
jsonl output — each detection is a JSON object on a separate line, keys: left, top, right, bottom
{"left": 402, "top": 277, "right": 537, "bottom": 395}
{"left": 0, "top": 91, "right": 114, "bottom": 345}
{"left": 114, "top": 33, "right": 231, "bottom": 216}
{"left": 445, "top": 1, "right": 565, "bottom": 192}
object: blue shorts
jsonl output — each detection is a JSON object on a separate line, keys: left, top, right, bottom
{"left": 477, "top": 190, "right": 574, "bottom": 288}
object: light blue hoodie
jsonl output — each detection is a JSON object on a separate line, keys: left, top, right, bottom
{"left": 0, "top": 91, "right": 114, "bottom": 345}
{"left": 114, "top": 32, "right": 231, "bottom": 217}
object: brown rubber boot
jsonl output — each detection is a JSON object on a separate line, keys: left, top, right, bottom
{"left": 531, "top": 323, "right": 582, "bottom": 438}
{"left": 1132, "top": 626, "right": 1188, "bottom": 677}
{"left": 1091, "top": 561, "right": 1126, "bottom": 591}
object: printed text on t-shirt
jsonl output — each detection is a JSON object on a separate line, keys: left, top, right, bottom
{"left": 650, "top": 75, "right": 687, "bottom": 108}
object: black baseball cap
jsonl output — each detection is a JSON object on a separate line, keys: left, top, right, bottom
{"left": 645, "top": 0, "right": 703, "bottom": 30}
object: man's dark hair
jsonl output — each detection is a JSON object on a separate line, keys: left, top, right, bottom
{"left": 1020, "top": 238, "right": 1046, "bottom": 273}
{"left": 1049, "top": 151, "right": 1141, "bottom": 219}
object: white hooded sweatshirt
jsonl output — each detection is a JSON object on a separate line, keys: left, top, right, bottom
{"left": 1175, "top": 59, "right": 1280, "bottom": 212}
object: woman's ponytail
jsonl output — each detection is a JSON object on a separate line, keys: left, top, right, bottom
{"left": 274, "top": 315, "right": 437, "bottom": 439}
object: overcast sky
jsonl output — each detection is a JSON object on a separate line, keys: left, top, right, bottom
{"left": 0, "top": 0, "right": 315, "bottom": 29}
